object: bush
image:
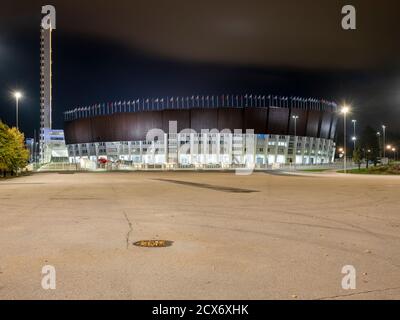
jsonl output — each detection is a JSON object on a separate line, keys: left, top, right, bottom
{"left": 366, "top": 164, "right": 400, "bottom": 175}
{"left": 387, "top": 164, "right": 400, "bottom": 174}
{"left": 339, "top": 164, "right": 400, "bottom": 175}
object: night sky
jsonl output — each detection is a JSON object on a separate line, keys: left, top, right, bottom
{"left": 1, "top": 0, "right": 399, "bottom": 143}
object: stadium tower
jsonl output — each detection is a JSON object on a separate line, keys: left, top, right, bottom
{"left": 40, "top": 25, "right": 53, "bottom": 161}
{"left": 39, "top": 24, "right": 68, "bottom": 163}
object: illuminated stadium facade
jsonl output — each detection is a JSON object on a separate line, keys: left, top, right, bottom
{"left": 64, "top": 95, "right": 338, "bottom": 168}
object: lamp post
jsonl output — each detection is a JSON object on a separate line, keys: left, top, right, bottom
{"left": 338, "top": 147, "right": 344, "bottom": 159}
{"left": 376, "top": 132, "right": 381, "bottom": 157}
{"left": 392, "top": 148, "right": 397, "bottom": 161}
{"left": 341, "top": 106, "right": 350, "bottom": 173}
{"left": 13, "top": 91, "right": 22, "bottom": 130}
{"left": 351, "top": 119, "right": 357, "bottom": 150}
{"left": 387, "top": 145, "right": 392, "bottom": 161}
{"left": 292, "top": 115, "right": 299, "bottom": 167}
{"left": 382, "top": 125, "right": 386, "bottom": 158}
{"left": 292, "top": 115, "right": 299, "bottom": 137}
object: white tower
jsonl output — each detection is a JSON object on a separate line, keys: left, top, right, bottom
{"left": 40, "top": 26, "right": 53, "bottom": 162}
{"left": 39, "top": 6, "right": 67, "bottom": 164}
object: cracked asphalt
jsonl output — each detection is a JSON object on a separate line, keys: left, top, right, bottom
{"left": 0, "top": 171, "right": 399, "bottom": 300}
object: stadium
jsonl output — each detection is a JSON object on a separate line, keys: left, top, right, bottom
{"left": 64, "top": 95, "right": 338, "bottom": 169}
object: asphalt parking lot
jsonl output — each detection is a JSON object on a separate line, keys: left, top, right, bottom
{"left": 0, "top": 171, "right": 399, "bottom": 299}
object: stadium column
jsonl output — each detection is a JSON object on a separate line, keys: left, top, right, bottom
{"left": 284, "top": 136, "right": 290, "bottom": 164}
{"left": 252, "top": 134, "right": 257, "bottom": 166}
{"left": 176, "top": 133, "right": 180, "bottom": 166}
{"left": 316, "top": 138, "right": 321, "bottom": 164}
{"left": 202, "top": 132, "right": 208, "bottom": 165}
{"left": 301, "top": 138, "right": 306, "bottom": 164}
{"left": 95, "top": 143, "right": 99, "bottom": 161}
{"left": 309, "top": 138, "right": 314, "bottom": 164}
{"left": 140, "top": 141, "right": 143, "bottom": 164}
{"left": 217, "top": 133, "right": 221, "bottom": 165}
{"left": 164, "top": 133, "right": 168, "bottom": 166}
{"left": 190, "top": 133, "right": 194, "bottom": 164}
{"left": 264, "top": 135, "right": 269, "bottom": 166}
{"left": 229, "top": 133, "right": 233, "bottom": 165}
{"left": 152, "top": 140, "right": 155, "bottom": 164}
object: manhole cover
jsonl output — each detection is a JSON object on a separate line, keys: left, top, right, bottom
{"left": 133, "top": 240, "right": 173, "bottom": 248}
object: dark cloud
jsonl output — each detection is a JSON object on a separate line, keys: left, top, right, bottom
{"left": 1, "top": 0, "right": 400, "bottom": 70}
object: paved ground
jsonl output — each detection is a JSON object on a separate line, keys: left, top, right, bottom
{"left": 0, "top": 171, "right": 399, "bottom": 300}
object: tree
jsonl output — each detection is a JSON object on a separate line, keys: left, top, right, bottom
{"left": 359, "top": 126, "right": 380, "bottom": 168}
{"left": 0, "top": 121, "right": 9, "bottom": 175}
{"left": 353, "top": 147, "right": 363, "bottom": 170}
{"left": 0, "top": 121, "right": 29, "bottom": 177}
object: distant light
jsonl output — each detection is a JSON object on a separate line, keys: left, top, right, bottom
{"left": 14, "top": 91, "right": 22, "bottom": 99}
{"left": 292, "top": 115, "right": 299, "bottom": 119}
{"left": 352, "top": 119, "right": 357, "bottom": 123}
{"left": 376, "top": 132, "right": 381, "bottom": 136}
{"left": 387, "top": 145, "right": 392, "bottom": 149}
{"left": 341, "top": 105, "right": 350, "bottom": 114}
{"left": 352, "top": 136, "right": 357, "bottom": 141}
{"left": 382, "top": 125, "right": 386, "bottom": 129}
{"left": 392, "top": 148, "right": 396, "bottom": 152}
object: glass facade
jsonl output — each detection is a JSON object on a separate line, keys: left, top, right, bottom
{"left": 67, "top": 133, "right": 335, "bottom": 168}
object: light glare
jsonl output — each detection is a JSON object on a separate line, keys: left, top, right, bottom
{"left": 341, "top": 105, "right": 350, "bottom": 114}
{"left": 14, "top": 91, "right": 22, "bottom": 99}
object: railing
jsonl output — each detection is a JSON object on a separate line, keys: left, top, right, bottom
{"left": 275, "top": 162, "right": 358, "bottom": 171}
{"left": 34, "top": 161, "right": 354, "bottom": 172}
{"left": 64, "top": 94, "right": 338, "bottom": 121}
{"left": 37, "top": 162, "right": 85, "bottom": 172}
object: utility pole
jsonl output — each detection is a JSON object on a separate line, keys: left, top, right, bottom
{"left": 382, "top": 125, "right": 386, "bottom": 158}
{"left": 341, "top": 106, "right": 350, "bottom": 173}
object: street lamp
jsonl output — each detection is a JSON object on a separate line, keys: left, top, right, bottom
{"left": 292, "top": 115, "right": 299, "bottom": 167}
{"left": 341, "top": 106, "right": 350, "bottom": 173}
{"left": 292, "top": 115, "right": 299, "bottom": 137}
{"left": 376, "top": 132, "right": 381, "bottom": 157}
{"left": 13, "top": 91, "right": 22, "bottom": 130}
{"left": 351, "top": 119, "right": 357, "bottom": 150}
{"left": 382, "top": 125, "right": 386, "bottom": 158}
{"left": 386, "top": 145, "right": 392, "bottom": 160}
